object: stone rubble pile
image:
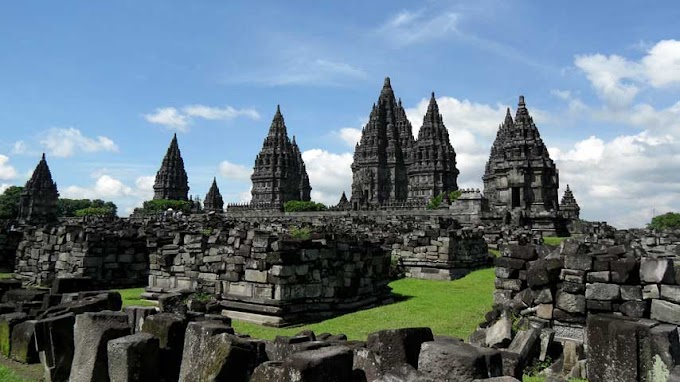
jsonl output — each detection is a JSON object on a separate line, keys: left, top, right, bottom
{"left": 478, "top": 229, "right": 680, "bottom": 381}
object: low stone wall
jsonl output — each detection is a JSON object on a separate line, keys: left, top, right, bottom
{"left": 147, "top": 222, "right": 392, "bottom": 326}
{"left": 13, "top": 221, "right": 149, "bottom": 288}
{"left": 485, "top": 229, "right": 680, "bottom": 380}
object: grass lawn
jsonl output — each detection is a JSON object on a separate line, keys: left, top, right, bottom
{"left": 232, "top": 268, "right": 495, "bottom": 341}
{"left": 542, "top": 236, "right": 570, "bottom": 246}
{"left": 115, "top": 287, "right": 157, "bottom": 308}
{"left": 0, "top": 366, "right": 33, "bottom": 382}
{"left": 0, "top": 273, "right": 14, "bottom": 279}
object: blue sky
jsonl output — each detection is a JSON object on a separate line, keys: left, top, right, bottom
{"left": 1, "top": 1, "right": 680, "bottom": 227}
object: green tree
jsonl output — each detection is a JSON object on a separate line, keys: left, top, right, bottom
{"left": 58, "top": 198, "right": 118, "bottom": 217}
{"left": 141, "top": 199, "right": 192, "bottom": 213}
{"left": 0, "top": 186, "right": 23, "bottom": 220}
{"left": 649, "top": 212, "right": 680, "bottom": 230}
{"left": 283, "top": 201, "right": 327, "bottom": 212}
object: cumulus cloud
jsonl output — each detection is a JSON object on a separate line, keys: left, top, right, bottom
{"left": 218, "top": 161, "right": 252, "bottom": 181}
{"left": 335, "top": 127, "right": 362, "bottom": 147}
{"left": 0, "top": 155, "right": 17, "bottom": 181}
{"left": 301, "top": 149, "right": 353, "bottom": 205}
{"left": 0, "top": 184, "right": 10, "bottom": 194}
{"left": 575, "top": 39, "right": 680, "bottom": 107}
{"left": 144, "top": 104, "right": 259, "bottom": 132}
{"left": 62, "top": 174, "right": 155, "bottom": 216}
{"left": 36, "top": 128, "right": 118, "bottom": 158}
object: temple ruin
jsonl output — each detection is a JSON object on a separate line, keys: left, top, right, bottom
{"left": 18, "top": 153, "right": 59, "bottom": 224}
{"left": 153, "top": 133, "right": 190, "bottom": 201}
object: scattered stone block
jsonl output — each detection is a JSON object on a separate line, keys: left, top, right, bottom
{"left": 585, "top": 283, "right": 620, "bottom": 301}
{"left": 555, "top": 291, "right": 586, "bottom": 314}
{"left": 564, "top": 254, "right": 592, "bottom": 271}
{"left": 124, "top": 306, "right": 157, "bottom": 333}
{"left": 366, "top": 327, "right": 433, "bottom": 372}
{"left": 283, "top": 346, "right": 353, "bottom": 382}
{"left": 251, "top": 361, "right": 286, "bottom": 382}
{"left": 69, "top": 311, "right": 131, "bottom": 382}
{"left": 0, "top": 312, "right": 27, "bottom": 357}
{"left": 10, "top": 319, "right": 37, "bottom": 364}
{"left": 142, "top": 313, "right": 188, "bottom": 382}
{"left": 35, "top": 313, "right": 76, "bottom": 382}
{"left": 50, "top": 277, "right": 96, "bottom": 294}
{"left": 507, "top": 329, "right": 539, "bottom": 367}
{"left": 418, "top": 341, "right": 490, "bottom": 381}
{"left": 611, "top": 256, "right": 638, "bottom": 283}
{"left": 107, "top": 332, "right": 160, "bottom": 382}
{"left": 486, "top": 317, "right": 512, "bottom": 348}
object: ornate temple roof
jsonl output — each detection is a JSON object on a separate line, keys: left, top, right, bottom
{"left": 153, "top": 133, "right": 189, "bottom": 201}
{"left": 204, "top": 177, "right": 224, "bottom": 212}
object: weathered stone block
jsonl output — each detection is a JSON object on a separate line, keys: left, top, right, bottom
{"left": 124, "top": 306, "right": 158, "bottom": 333}
{"left": 141, "top": 313, "right": 188, "bottom": 382}
{"left": 35, "top": 313, "right": 76, "bottom": 382}
{"left": 556, "top": 292, "right": 586, "bottom": 314}
{"left": 611, "top": 256, "right": 638, "bottom": 284}
{"left": 366, "top": 327, "right": 433, "bottom": 372}
{"left": 10, "top": 319, "right": 37, "bottom": 364}
{"left": 507, "top": 329, "right": 539, "bottom": 367}
{"left": 651, "top": 299, "right": 680, "bottom": 325}
{"left": 620, "top": 285, "right": 642, "bottom": 301}
{"left": 283, "top": 346, "right": 353, "bottom": 382}
{"left": 620, "top": 301, "right": 648, "bottom": 318}
{"left": 587, "top": 315, "right": 641, "bottom": 382}
{"left": 587, "top": 271, "right": 610, "bottom": 283}
{"left": 564, "top": 254, "right": 592, "bottom": 271}
{"left": 486, "top": 317, "right": 512, "bottom": 348}
{"left": 494, "top": 278, "right": 522, "bottom": 291}
{"left": 107, "top": 332, "right": 160, "bottom": 382}
{"left": 640, "top": 258, "right": 675, "bottom": 284}
{"left": 643, "top": 284, "right": 660, "bottom": 299}
{"left": 0, "top": 312, "right": 27, "bottom": 357}
{"left": 661, "top": 284, "right": 680, "bottom": 304}
{"left": 585, "top": 283, "right": 620, "bottom": 301}
{"left": 418, "top": 341, "right": 490, "bottom": 381}
{"left": 69, "top": 311, "right": 131, "bottom": 382}
{"left": 178, "top": 321, "right": 255, "bottom": 382}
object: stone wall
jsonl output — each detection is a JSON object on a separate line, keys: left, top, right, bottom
{"left": 13, "top": 220, "right": 149, "bottom": 288}
{"left": 487, "top": 229, "right": 680, "bottom": 380}
{"left": 0, "top": 224, "right": 21, "bottom": 272}
{"left": 146, "top": 221, "right": 392, "bottom": 326}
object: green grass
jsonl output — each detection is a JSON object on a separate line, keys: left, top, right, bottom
{"left": 542, "top": 236, "right": 570, "bottom": 246}
{"left": 489, "top": 248, "right": 501, "bottom": 257}
{"left": 524, "top": 377, "right": 587, "bottom": 382}
{"left": 115, "top": 287, "right": 157, "bottom": 308}
{"left": 232, "top": 268, "right": 495, "bottom": 340}
{"left": 0, "top": 365, "right": 34, "bottom": 382}
{"left": 0, "top": 273, "right": 14, "bottom": 279}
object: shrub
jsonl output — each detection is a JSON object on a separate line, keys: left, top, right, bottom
{"left": 289, "top": 226, "right": 311, "bottom": 240}
{"left": 141, "top": 199, "right": 192, "bottom": 213}
{"left": 426, "top": 194, "right": 443, "bottom": 210}
{"left": 283, "top": 200, "right": 327, "bottom": 212}
{"left": 449, "top": 190, "right": 462, "bottom": 202}
{"left": 73, "top": 207, "right": 115, "bottom": 217}
{"left": 0, "top": 186, "right": 23, "bottom": 220}
{"left": 649, "top": 212, "right": 680, "bottom": 230}
{"left": 59, "top": 198, "right": 118, "bottom": 217}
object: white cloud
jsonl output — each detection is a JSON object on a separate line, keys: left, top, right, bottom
{"left": 183, "top": 105, "right": 260, "bottom": 121}
{"left": 145, "top": 104, "right": 260, "bottom": 132}
{"left": 144, "top": 107, "right": 190, "bottom": 131}
{"left": 379, "top": 9, "right": 459, "bottom": 46}
{"left": 0, "top": 155, "right": 17, "bottom": 181}
{"left": 0, "top": 184, "right": 11, "bottom": 194}
{"left": 12, "top": 141, "right": 28, "bottom": 155}
{"left": 335, "top": 127, "right": 362, "bottom": 147}
{"left": 38, "top": 128, "right": 118, "bottom": 158}
{"left": 244, "top": 58, "right": 367, "bottom": 87}
{"left": 62, "top": 174, "right": 155, "bottom": 216}
{"left": 218, "top": 161, "right": 252, "bottom": 181}
{"left": 301, "top": 149, "right": 353, "bottom": 205}
{"left": 575, "top": 39, "right": 680, "bottom": 107}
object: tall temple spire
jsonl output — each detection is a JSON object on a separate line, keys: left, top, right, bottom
{"left": 483, "top": 95, "right": 559, "bottom": 213}
{"left": 560, "top": 184, "right": 580, "bottom": 221}
{"left": 19, "top": 153, "right": 59, "bottom": 223}
{"left": 408, "top": 92, "right": 459, "bottom": 199}
{"left": 251, "top": 107, "right": 311, "bottom": 206}
{"left": 153, "top": 134, "right": 189, "bottom": 201}
{"left": 203, "top": 177, "right": 224, "bottom": 212}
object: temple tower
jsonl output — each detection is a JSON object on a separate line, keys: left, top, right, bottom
{"left": 19, "top": 153, "right": 59, "bottom": 223}
{"left": 408, "top": 93, "right": 459, "bottom": 200}
{"left": 351, "top": 77, "right": 414, "bottom": 207}
{"left": 203, "top": 178, "right": 224, "bottom": 212}
{"left": 153, "top": 133, "right": 189, "bottom": 201}
{"left": 559, "top": 185, "right": 580, "bottom": 220}
{"left": 251, "top": 106, "right": 311, "bottom": 205}
{"left": 483, "top": 96, "right": 559, "bottom": 213}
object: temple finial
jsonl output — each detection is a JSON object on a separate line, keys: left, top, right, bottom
{"left": 384, "top": 77, "right": 391, "bottom": 87}
{"left": 518, "top": 95, "right": 525, "bottom": 107}
{"left": 41, "top": 153, "right": 46, "bottom": 160}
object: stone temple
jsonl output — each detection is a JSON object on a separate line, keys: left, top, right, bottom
{"left": 203, "top": 177, "right": 224, "bottom": 212}
{"left": 483, "top": 96, "right": 559, "bottom": 216}
{"left": 18, "top": 153, "right": 59, "bottom": 224}
{"left": 250, "top": 106, "right": 311, "bottom": 206}
{"left": 153, "top": 133, "right": 189, "bottom": 201}
{"left": 559, "top": 184, "right": 580, "bottom": 221}
{"left": 350, "top": 78, "right": 459, "bottom": 208}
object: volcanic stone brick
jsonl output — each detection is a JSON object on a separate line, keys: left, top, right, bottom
{"left": 107, "top": 333, "right": 160, "bottom": 382}
{"left": 418, "top": 341, "right": 489, "bottom": 381}
{"left": 495, "top": 278, "right": 522, "bottom": 291}
{"left": 620, "top": 301, "right": 649, "bottom": 318}
{"left": 178, "top": 321, "right": 254, "bottom": 382}
{"left": 506, "top": 245, "right": 537, "bottom": 260}
{"left": 495, "top": 257, "right": 526, "bottom": 270}
{"left": 486, "top": 317, "right": 512, "bottom": 348}
{"left": 69, "top": 311, "right": 131, "bottom": 382}
{"left": 251, "top": 361, "right": 286, "bottom": 382}
{"left": 10, "top": 320, "right": 37, "bottom": 364}
{"left": 526, "top": 259, "right": 561, "bottom": 288}
{"left": 661, "top": 284, "right": 680, "bottom": 303}
{"left": 35, "top": 313, "right": 76, "bottom": 382}
{"left": 533, "top": 288, "right": 553, "bottom": 304}
{"left": 585, "top": 283, "right": 620, "bottom": 301}
{"left": 621, "top": 285, "right": 642, "bottom": 301}
{"left": 649, "top": 324, "right": 680, "bottom": 372}
{"left": 562, "top": 282, "right": 585, "bottom": 294}
{"left": 611, "top": 256, "right": 638, "bottom": 284}
{"left": 495, "top": 267, "right": 518, "bottom": 279}
{"left": 587, "top": 300, "right": 613, "bottom": 312}
{"left": 507, "top": 329, "right": 539, "bottom": 368}
{"left": 498, "top": 350, "right": 522, "bottom": 379}
{"left": 142, "top": 313, "right": 188, "bottom": 382}
{"left": 643, "top": 284, "right": 660, "bottom": 299}
{"left": 587, "top": 271, "right": 610, "bottom": 283}
{"left": 587, "top": 314, "right": 642, "bottom": 382}
{"left": 560, "top": 269, "right": 585, "bottom": 284}
{"left": 124, "top": 306, "right": 157, "bottom": 333}
{"left": 158, "top": 292, "right": 187, "bottom": 315}
{"left": 536, "top": 304, "right": 553, "bottom": 320}
{"left": 640, "top": 258, "right": 675, "bottom": 284}
{"left": 564, "top": 254, "right": 592, "bottom": 271}
{"left": 0, "top": 312, "right": 27, "bottom": 357}
{"left": 366, "top": 327, "right": 433, "bottom": 372}
{"left": 651, "top": 300, "right": 680, "bottom": 325}
{"left": 282, "top": 346, "right": 353, "bottom": 382}
{"left": 556, "top": 292, "right": 586, "bottom": 314}
{"left": 50, "top": 277, "right": 96, "bottom": 294}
